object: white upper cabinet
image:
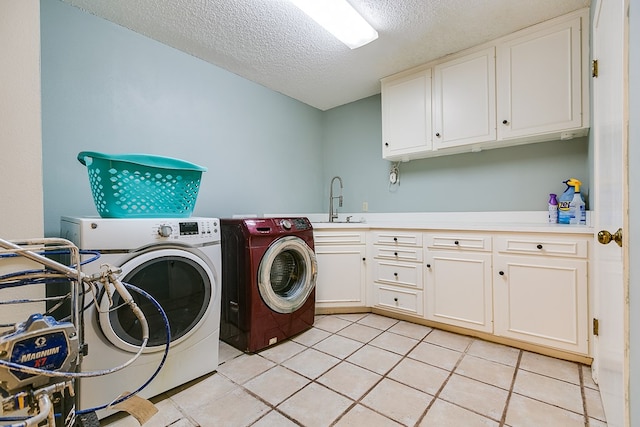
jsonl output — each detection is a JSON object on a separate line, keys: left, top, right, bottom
{"left": 496, "top": 14, "right": 587, "bottom": 140}
{"left": 381, "top": 8, "right": 589, "bottom": 161}
{"left": 381, "top": 70, "right": 432, "bottom": 161}
{"left": 433, "top": 47, "right": 496, "bottom": 149}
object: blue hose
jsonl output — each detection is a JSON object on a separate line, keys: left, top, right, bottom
{"left": 0, "top": 250, "right": 101, "bottom": 282}
{"left": 75, "top": 281, "right": 171, "bottom": 414}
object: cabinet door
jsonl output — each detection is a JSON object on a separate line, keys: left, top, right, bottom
{"left": 433, "top": 47, "right": 496, "bottom": 149}
{"left": 496, "top": 16, "right": 584, "bottom": 139}
{"left": 493, "top": 255, "right": 588, "bottom": 354}
{"left": 381, "top": 70, "right": 432, "bottom": 160}
{"left": 315, "top": 245, "right": 366, "bottom": 308}
{"left": 425, "top": 251, "right": 493, "bottom": 332}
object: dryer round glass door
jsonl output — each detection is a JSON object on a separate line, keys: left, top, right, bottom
{"left": 258, "top": 236, "right": 317, "bottom": 314}
{"left": 97, "top": 248, "right": 216, "bottom": 353}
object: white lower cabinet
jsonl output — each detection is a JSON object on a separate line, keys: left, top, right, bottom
{"left": 371, "top": 230, "right": 424, "bottom": 317}
{"left": 424, "top": 233, "right": 493, "bottom": 333}
{"left": 317, "top": 226, "right": 591, "bottom": 358}
{"left": 314, "top": 231, "right": 367, "bottom": 309}
{"left": 493, "top": 235, "right": 589, "bottom": 355}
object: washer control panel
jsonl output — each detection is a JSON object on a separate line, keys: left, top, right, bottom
{"left": 60, "top": 217, "right": 221, "bottom": 251}
{"left": 60, "top": 217, "right": 221, "bottom": 250}
{"left": 155, "top": 219, "right": 219, "bottom": 241}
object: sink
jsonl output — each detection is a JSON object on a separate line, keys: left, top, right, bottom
{"left": 313, "top": 220, "right": 365, "bottom": 224}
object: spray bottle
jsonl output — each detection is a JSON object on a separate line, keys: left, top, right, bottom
{"left": 557, "top": 180, "right": 575, "bottom": 224}
{"left": 548, "top": 194, "right": 558, "bottom": 224}
{"left": 568, "top": 178, "right": 586, "bottom": 225}
{"left": 558, "top": 179, "right": 585, "bottom": 224}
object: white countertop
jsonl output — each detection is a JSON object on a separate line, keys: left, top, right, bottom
{"left": 264, "top": 211, "right": 594, "bottom": 235}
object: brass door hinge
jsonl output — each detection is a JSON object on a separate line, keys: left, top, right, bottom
{"left": 593, "top": 318, "right": 599, "bottom": 336}
{"left": 592, "top": 60, "right": 599, "bottom": 78}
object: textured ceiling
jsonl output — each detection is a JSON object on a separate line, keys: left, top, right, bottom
{"left": 61, "top": 0, "right": 591, "bottom": 111}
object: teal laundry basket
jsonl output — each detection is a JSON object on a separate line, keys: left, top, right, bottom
{"left": 77, "top": 151, "right": 207, "bottom": 218}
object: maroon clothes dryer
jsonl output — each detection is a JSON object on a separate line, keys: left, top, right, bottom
{"left": 220, "top": 217, "right": 317, "bottom": 352}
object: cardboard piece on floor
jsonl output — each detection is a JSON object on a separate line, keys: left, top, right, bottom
{"left": 112, "top": 393, "right": 158, "bottom": 425}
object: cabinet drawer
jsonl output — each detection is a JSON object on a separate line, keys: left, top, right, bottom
{"left": 375, "top": 246, "right": 423, "bottom": 262}
{"left": 425, "top": 233, "right": 491, "bottom": 251}
{"left": 373, "top": 285, "right": 424, "bottom": 316}
{"left": 495, "top": 235, "right": 588, "bottom": 258}
{"left": 373, "top": 260, "right": 422, "bottom": 289}
{"left": 373, "top": 231, "right": 422, "bottom": 247}
{"left": 313, "top": 231, "right": 366, "bottom": 245}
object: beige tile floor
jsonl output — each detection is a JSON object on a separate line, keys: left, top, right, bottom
{"left": 103, "top": 313, "right": 607, "bottom": 427}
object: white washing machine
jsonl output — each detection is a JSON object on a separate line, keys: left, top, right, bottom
{"left": 60, "top": 216, "right": 221, "bottom": 419}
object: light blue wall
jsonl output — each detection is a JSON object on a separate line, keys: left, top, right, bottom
{"left": 41, "top": 0, "right": 589, "bottom": 237}
{"left": 323, "top": 95, "right": 589, "bottom": 214}
{"left": 40, "top": 0, "right": 324, "bottom": 235}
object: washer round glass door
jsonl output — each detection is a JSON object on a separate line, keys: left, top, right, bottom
{"left": 258, "top": 236, "right": 317, "bottom": 314}
{"left": 97, "top": 248, "right": 214, "bottom": 353}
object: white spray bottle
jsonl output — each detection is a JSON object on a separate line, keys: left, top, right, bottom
{"left": 568, "top": 178, "right": 586, "bottom": 225}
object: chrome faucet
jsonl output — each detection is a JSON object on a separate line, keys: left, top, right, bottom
{"left": 329, "top": 176, "right": 343, "bottom": 222}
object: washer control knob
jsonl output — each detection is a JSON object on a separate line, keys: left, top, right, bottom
{"left": 280, "top": 219, "right": 292, "bottom": 230}
{"left": 158, "top": 224, "right": 173, "bottom": 237}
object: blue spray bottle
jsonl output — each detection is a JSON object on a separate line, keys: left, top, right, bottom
{"left": 558, "top": 179, "right": 585, "bottom": 225}
{"left": 557, "top": 180, "right": 574, "bottom": 224}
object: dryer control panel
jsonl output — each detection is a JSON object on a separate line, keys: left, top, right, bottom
{"left": 236, "top": 217, "right": 312, "bottom": 235}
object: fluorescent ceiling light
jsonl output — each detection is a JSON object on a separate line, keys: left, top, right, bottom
{"left": 289, "top": 0, "right": 379, "bottom": 49}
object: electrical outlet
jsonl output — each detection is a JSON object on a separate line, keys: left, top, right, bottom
{"left": 362, "top": 201, "right": 368, "bottom": 212}
{"left": 389, "top": 163, "right": 400, "bottom": 184}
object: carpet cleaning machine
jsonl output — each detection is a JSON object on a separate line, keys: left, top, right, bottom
{"left": 0, "top": 237, "right": 170, "bottom": 427}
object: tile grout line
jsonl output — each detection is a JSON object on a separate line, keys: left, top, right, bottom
{"left": 312, "top": 315, "right": 465, "bottom": 426}
{"left": 498, "top": 349, "right": 523, "bottom": 427}
{"left": 579, "top": 363, "right": 590, "bottom": 426}
{"left": 322, "top": 320, "right": 511, "bottom": 426}
{"left": 214, "top": 315, "right": 599, "bottom": 427}
{"left": 242, "top": 315, "right": 404, "bottom": 426}
{"left": 412, "top": 334, "right": 496, "bottom": 427}
{"left": 328, "top": 316, "right": 420, "bottom": 426}
{"left": 218, "top": 346, "right": 311, "bottom": 426}
{"left": 341, "top": 324, "right": 439, "bottom": 426}
{"left": 411, "top": 347, "right": 464, "bottom": 426}
{"left": 507, "top": 358, "right": 596, "bottom": 421}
